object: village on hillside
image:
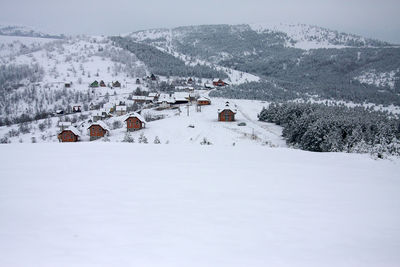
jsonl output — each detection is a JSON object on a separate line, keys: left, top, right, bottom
{"left": 56, "top": 75, "right": 240, "bottom": 143}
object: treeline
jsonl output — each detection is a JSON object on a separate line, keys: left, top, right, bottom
{"left": 258, "top": 102, "right": 400, "bottom": 157}
{"left": 110, "top": 36, "right": 228, "bottom": 79}
{"left": 0, "top": 64, "right": 44, "bottom": 90}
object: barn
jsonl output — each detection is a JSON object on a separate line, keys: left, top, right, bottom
{"left": 124, "top": 112, "right": 147, "bottom": 131}
{"left": 218, "top": 102, "right": 237, "bottom": 122}
{"left": 58, "top": 126, "right": 81, "bottom": 142}
{"left": 88, "top": 121, "right": 110, "bottom": 141}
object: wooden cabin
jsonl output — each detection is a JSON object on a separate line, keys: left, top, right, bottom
{"left": 58, "top": 126, "right": 80, "bottom": 142}
{"left": 88, "top": 121, "right": 110, "bottom": 141}
{"left": 197, "top": 96, "right": 211, "bottom": 106}
{"left": 213, "top": 79, "right": 228, "bottom": 87}
{"left": 64, "top": 83, "right": 71, "bottom": 88}
{"left": 136, "top": 78, "right": 141, "bottom": 84}
{"left": 218, "top": 102, "right": 237, "bottom": 122}
{"left": 90, "top": 80, "right": 99, "bottom": 88}
{"left": 125, "top": 113, "right": 147, "bottom": 131}
{"left": 99, "top": 80, "right": 106, "bottom": 87}
{"left": 187, "top": 77, "right": 193, "bottom": 84}
{"left": 112, "top": 81, "right": 121, "bottom": 88}
{"left": 150, "top": 74, "right": 157, "bottom": 81}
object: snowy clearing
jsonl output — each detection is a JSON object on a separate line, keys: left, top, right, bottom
{"left": 0, "top": 143, "right": 399, "bottom": 267}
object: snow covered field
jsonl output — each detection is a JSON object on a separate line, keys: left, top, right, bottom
{"left": 0, "top": 143, "right": 399, "bottom": 267}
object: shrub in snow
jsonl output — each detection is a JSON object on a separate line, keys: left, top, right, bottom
{"left": 102, "top": 136, "right": 110, "bottom": 142}
{"left": 18, "top": 123, "right": 31, "bottom": 134}
{"left": 123, "top": 132, "right": 134, "bottom": 143}
{"left": 7, "top": 129, "right": 19, "bottom": 137}
{"left": 200, "top": 137, "right": 212, "bottom": 145}
{"left": 138, "top": 133, "right": 148, "bottom": 144}
{"left": 154, "top": 136, "right": 161, "bottom": 144}
{"left": 0, "top": 136, "right": 10, "bottom": 144}
{"left": 113, "top": 121, "right": 123, "bottom": 130}
{"left": 38, "top": 122, "right": 47, "bottom": 132}
{"left": 31, "top": 137, "right": 36, "bottom": 143}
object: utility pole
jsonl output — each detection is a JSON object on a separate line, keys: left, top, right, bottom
{"left": 187, "top": 104, "right": 190, "bottom": 116}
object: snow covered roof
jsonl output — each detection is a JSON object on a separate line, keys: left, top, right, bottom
{"left": 131, "top": 96, "right": 153, "bottom": 101}
{"left": 116, "top": 105, "right": 127, "bottom": 111}
{"left": 175, "top": 85, "right": 194, "bottom": 90}
{"left": 173, "top": 92, "right": 190, "bottom": 102}
{"left": 58, "top": 121, "right": 72, "bottom": 127}
{"left": 158, "top": 93, "right": 176, "bottom": 104}
{"left": 148, "top": 93, "right": 158, "bottom": 97}
{"left": 88, "top": 121, "right": 110, "bottom": 132}
{"left": 61, "top": 126, "right": 81, "bottom": 136}
{"left": 198, "top": 96, "right": 210, "bottom": 101}
{"left": 218, "top": 102, "right": 237, "bottom": 113}
{"left": 124, "top": 112, "right": 147, "bottom": 123}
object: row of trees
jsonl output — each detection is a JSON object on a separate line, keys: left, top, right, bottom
{"left": 258, "top": 102, "right": 400, "bottom": 157}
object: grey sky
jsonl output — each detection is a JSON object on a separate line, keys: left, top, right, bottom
{"left": 1, "top": 0, "right": 399, "bottom": 43}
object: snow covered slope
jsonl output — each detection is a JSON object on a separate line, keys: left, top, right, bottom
{"left": 250, "top": 23, "right": 391, "bottom": 49}
{"left": 0, "top": 143, "right": 399, "bottom": 267}
{"left": 0, "top": 35, "right": 57, "bottom": 57}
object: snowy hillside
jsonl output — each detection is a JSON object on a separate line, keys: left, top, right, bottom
{"left": 0, "top": 35, "right": 57, "bottom": 57}
{"left": 0, "top": 35, "right": 149, "bottom": 121}
{"left": 250, "top": 23, "right": 390, "bottom": 49}
{"left": 0, "top": 143, "right": 399, "bottom": 267}
{"left": 354, "top": 69, "right": 399, "bottom": 90}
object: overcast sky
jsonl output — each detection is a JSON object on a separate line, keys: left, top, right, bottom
{"left": 1, "top": 0, "right": 399, "bottom": 43}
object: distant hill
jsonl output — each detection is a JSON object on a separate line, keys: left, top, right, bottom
{"left": 0, "top": 25, "right": 64, "bottom": 39}
{"left": 123, "top": 23, "right": 400, "bottom": 105}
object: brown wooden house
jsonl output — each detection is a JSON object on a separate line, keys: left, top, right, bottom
{"left": 88, "top": 121, "right": 110, "bottom": 141}
{"left": 218, "top": 102, "right": 237, "bottom": 121}
{"left": 58, "top": 126, "right": 80, "bottom": 142}
{"left": 197, "top": 96, "right": 211, "bottom": 106}
{"left": 125, "top": 112, "right": 147, "bottom": 131}
{"left": 213, "top": 79, "right": 228, "bottom": 87}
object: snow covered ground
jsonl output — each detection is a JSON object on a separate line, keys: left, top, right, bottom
{"left": 0, "top": 143, "right": 399, "bottom": 267}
